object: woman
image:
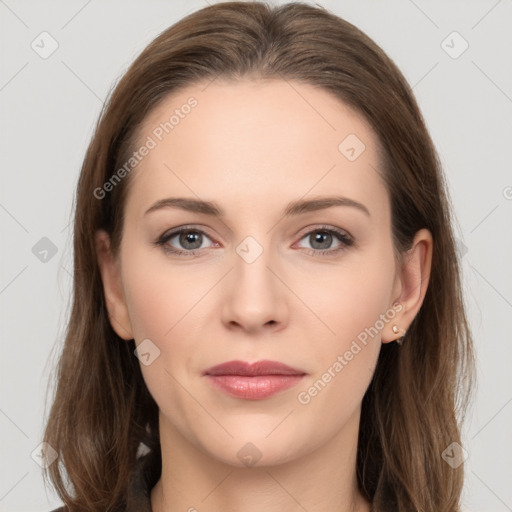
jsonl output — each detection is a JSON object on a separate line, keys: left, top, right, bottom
{"left": 43, "top": 2, "right": 475, "bottom": 511}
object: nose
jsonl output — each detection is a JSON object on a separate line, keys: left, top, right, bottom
{"left": 220, "top": 238, "right": 289, "bottom": 335}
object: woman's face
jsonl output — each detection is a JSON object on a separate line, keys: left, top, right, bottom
{"left": 98, "top": 79, "right": 409, "bottom": 467}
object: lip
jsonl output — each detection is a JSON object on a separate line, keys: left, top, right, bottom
{"left": 204, "top": 360, "right": 306, "bottom": 400}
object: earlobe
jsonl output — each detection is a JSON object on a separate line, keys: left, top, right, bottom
{"left": 95, "top": 230, "right": 134, "bottom": 341}
{"left": 382, "top": 228, "right": 433, "bottom": 344}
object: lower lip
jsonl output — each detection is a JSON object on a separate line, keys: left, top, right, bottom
{"left": 206, "top": 375, "right": 304, "bottom": 400}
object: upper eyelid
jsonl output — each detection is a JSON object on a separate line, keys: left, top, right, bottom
{"left": 160, "top": 225, "right": 215, "bottom": 242}
{"left": 299, "top": 225, "right": 351, "bottom": 237}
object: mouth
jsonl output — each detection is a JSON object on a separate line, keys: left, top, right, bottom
{"left": 203, "top": 360, "right": 307, "bottom": 400}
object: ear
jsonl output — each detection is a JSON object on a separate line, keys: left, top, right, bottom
{"left": 382, "top": 228, "right": 433, "bottom": 343}
{"left": 95, "top": 229, "right": 134, "bottom": 340}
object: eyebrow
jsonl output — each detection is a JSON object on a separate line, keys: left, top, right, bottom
{"left": 144, "top": 195, "right": 371, "bottom": 218}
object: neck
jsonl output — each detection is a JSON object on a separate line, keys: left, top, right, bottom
{"left": 151, "top": 409, "right": 371, "bottom": 512}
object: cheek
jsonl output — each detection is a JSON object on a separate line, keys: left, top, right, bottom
{"left": 294, "top": 293, "right": 388, "bottom": 438}
{"left": 306, "top": 254, "right": 396, "bottom": 351}
{"left": 340, "top": 266, "right": 394, "bottom": 337}
{"left": 121, "top": 254, "right": 207, "bottom": 434}
{"left": 296, "top": 251, "right": 395, "bottom": 409}
{"left": 122, "top": 252, "right": 204, "bottom": 341}
{"left": 120, "top": 253, "right": 197, "bottom": 388}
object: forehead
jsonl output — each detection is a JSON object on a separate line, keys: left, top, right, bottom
{"left": 126, "top": 79, "right": 388, "bottom": 222}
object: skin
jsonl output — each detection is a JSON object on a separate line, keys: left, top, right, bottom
{"left": 96, "top": 79, "right": 433, "bottom": 512}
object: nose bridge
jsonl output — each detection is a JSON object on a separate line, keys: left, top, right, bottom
{"left": 221, "top": 231, "right": 287, "bottom": 331}
{"left": 233, "top": 233, "right": 277, "bottom": 299}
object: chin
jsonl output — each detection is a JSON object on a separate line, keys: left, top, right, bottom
{"left": 195, "top": 426, "right": 312, "bottom": 469}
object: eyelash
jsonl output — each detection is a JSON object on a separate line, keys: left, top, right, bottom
{"left": 154, "top": 225, "right": 354, "bottom": 258}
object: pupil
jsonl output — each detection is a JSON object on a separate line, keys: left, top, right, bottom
{"left": 180, "top": 231, "right": 201, "bottom": 249}
{"left": 312, "top": 232, "right": 331, "bottom": 249}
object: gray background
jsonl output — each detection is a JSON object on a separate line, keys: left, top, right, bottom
{"left": 1, "top": 0, "right": 511, "bottom": 510}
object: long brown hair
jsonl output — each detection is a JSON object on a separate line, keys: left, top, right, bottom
{"left": 43, "top": 2, "right": 475, "bottom": 510}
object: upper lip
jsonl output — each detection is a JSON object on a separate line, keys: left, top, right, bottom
{"left": 203, "top": 360, "right": 306, "bottom": 376}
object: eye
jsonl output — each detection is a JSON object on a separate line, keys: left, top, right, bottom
{"left": 155, "top": 226, "right": 217, "bottom": 256}
{"left": 295, "top": 226, "right": 353, "bottom": 256}
{"left": 155, "top": 225, "right": 354, "bottom": 257}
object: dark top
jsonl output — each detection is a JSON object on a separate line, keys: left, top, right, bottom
{"left": 49, "top": 449, "right": 161, "bottom": 512}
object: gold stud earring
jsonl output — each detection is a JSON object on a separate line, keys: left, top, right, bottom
{"left": 392, "top": 324, "right": 405, "bottom": 346}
